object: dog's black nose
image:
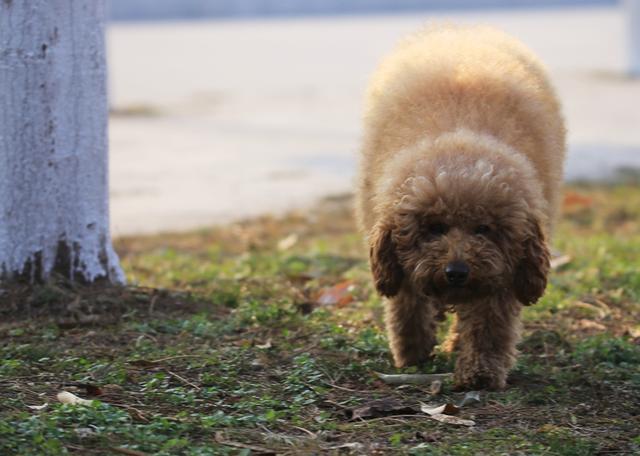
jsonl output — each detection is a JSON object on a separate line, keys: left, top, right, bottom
{"left": 445, "top": 261, "right": 469, "bottom": 286}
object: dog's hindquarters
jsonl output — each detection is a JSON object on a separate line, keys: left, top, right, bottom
{"left": 357, "top": 24, "right": 566, "bottom": 234}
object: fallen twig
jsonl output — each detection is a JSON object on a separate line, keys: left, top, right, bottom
{"left": 291, "top": 425, "right": 317, "bottom": 438}
{"left": 146, "top": 355, "right": 208, "bottom": 364}
{"left": 109, "top": 447, "right": 150, "bottom": 456}
{"left": 375, "top": 372, "right": 452, "bottom": 385}
{"left": 550, "top": 254, "right": 572, "bottom": 270}
{"left": 324, "top": 382, "right": 380, "bottom": 394}
{"left": 214, "top": 432, "right": 275, "bottom": 454}
{"left": 167, "top": 370, "right": 201, "bottom": 391}
{"left": 350, "top": 414, "right": 434, "bottom": 425}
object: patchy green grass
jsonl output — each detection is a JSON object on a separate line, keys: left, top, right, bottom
{"left": 1, "top": 186, "right": 639, "bottom": 455}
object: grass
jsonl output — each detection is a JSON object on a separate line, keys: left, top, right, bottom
{"left": 1, "top": 185, "right": 639, "bottom": 455}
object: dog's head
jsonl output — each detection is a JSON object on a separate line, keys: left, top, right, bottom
{"left": 369, "top": 134, "right": 551, "bottom": 305}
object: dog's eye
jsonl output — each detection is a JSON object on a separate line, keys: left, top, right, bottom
{"left": 427, "top": 223, "right": 449, "bottom": 236}
{"left": 474, "top": 224, "right": 491, "bottom": 235}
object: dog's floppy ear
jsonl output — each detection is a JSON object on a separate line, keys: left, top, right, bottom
{"left": 369, "top": 222, "right": 403, "bottom": 297}
{"left": 514, "top": 217, "right": 550, "bottom": 305}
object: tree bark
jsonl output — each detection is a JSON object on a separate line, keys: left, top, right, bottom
{"left": 0, "top": 0, "right": 124, "bottom": 283}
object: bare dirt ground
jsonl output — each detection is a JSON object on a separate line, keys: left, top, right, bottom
{"left": 2, "top": 184, "right": 639, "bottom": 455}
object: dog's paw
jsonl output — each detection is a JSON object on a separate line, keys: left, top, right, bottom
{"left": 454, "top": 357, "right": 507, "bottom": 391}
{"left": 454, "top": 373, "right": 506, "bottom": 391}
{"left": 393, "top": 350, "right": 433, "bottom": 368}
{"left": 390, "top": 333, "right": 437, "bottom": 368}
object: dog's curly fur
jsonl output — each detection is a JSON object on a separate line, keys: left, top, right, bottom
{"left": 357, "top": 25, "right": 565, "bottom": 390}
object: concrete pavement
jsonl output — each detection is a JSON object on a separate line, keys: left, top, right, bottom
{"left": 107, "top": 5, "right": 640, "bottom": 236}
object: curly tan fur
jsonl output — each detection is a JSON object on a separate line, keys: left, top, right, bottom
{"left": 357, "top": 25, "right": 565, "bottom": 390}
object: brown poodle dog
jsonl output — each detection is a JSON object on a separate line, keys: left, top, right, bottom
{"left": 357, "top": 25, "right": 565, "bottom": 390}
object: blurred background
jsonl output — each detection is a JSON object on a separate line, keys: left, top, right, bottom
{"left": 106, "top": 0, "right": 640, "bottom": 236}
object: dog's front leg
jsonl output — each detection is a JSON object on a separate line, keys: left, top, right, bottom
{"left": 385, "top": 285, "right": 438, "bottom": 367}
{"left": 453, "top": 294, "right": 522, "bottom": 390}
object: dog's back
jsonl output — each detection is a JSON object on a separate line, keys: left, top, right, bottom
{"left": 358, "top": 25, "right": 566, "bottom": 231}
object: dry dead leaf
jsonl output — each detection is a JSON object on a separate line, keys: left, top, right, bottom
{"left": 27, "top": 403, "right": 48, "bottom": 411}
{"left": 348, "top": 398, "right": 419, "bottom": 420}
{"left": 573, "top": 301, "right": 609, "bottom": 319}
{"left": 428, "top": 414, "right": 475, "bottom": 426}
{"left": 256, "top": 338, "right": 272, "bottom": 349}
{"left": 429, "top": 380, "right": 442, "bottom": 395}
{"left": 103, "top": 384, "right": 125, "bottom": 393}
{"left": 214, "top": 431, "right": 275, "bottom": 454}
{"left": 277, "top": 233, "right": 298, "bottom": 251}
{"left": 57, "top": 391, "right": 93, "bottom": 405}
{"left": 421, "top": 401, "right": 475, "bottom": 426}
{"left": 420, "top": 402, "right": 460, "bottom": 416}
{"left": 563, "top": 192, "right": 594, "bottom": 209}
{"left": 315, "top": 281, "right": 356, "bottom": 307}
{"left": 550, "top": 254, "right": 572, "bottom": 270}
{"left": 458, "top": 391, "right": 481, "bottom": 407}
{"left": 575, "top": 319, "right": 607, "bottom": 332}
{"left": 626, "top": 326, "right": 640, "bottom": 338}
{"left": 415, "top": 431, "right": 440, "bottom": 442}
{"left": 65, "top": 382, "right": 104, "bottom": 397}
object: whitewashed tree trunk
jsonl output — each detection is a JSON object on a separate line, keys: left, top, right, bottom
{"left": 0, "top": 1, "right": 124, "bottom": 283}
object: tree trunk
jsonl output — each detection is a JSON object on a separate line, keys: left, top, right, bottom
{"left": 0, "top": 0, "right": 124, "bottom": 283}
